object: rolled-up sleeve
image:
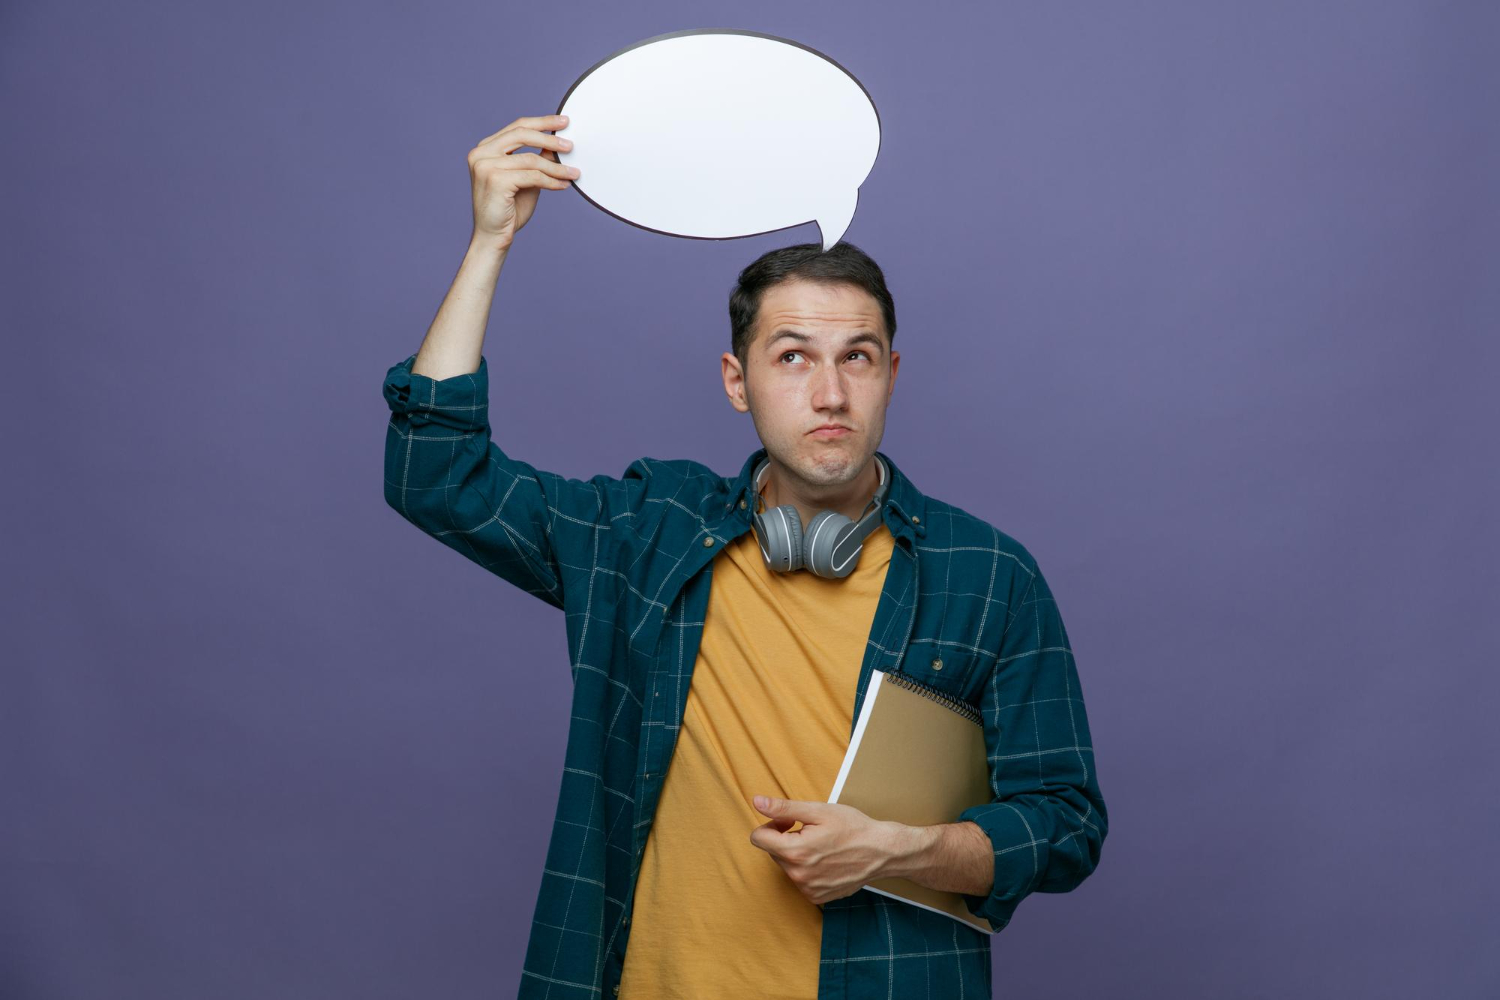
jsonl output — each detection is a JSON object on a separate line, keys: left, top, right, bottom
{"left": 956, "top": 557, "right": 1108, "bottom": 931}
{"left": 383, "top": 353, "right": 640, "bottom": 610}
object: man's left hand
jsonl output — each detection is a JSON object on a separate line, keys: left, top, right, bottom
{"left": 748, "top": 794, "right": 919, "bottom": 906}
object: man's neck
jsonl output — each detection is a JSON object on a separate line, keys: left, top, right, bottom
{"left": 761, "top": 457, "right": 882, "bottom": 529}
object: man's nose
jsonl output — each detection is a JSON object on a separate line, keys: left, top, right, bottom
{"left": 812, "top": 366, "right": 849, "bottom": 409}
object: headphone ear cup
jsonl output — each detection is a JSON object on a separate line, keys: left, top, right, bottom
{"left": 779, "top": 504, "right": 806, "bottom": 572}
{"left": 753, "top": 503, "right": 805, "bottom": 573}
{"left": 804, "top": 510, "right": 856, "bottom": 579}
{"left": 751, "top": 509, "right": 779, "bottom": 572}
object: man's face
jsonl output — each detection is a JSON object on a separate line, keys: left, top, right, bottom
{"left": 722, "top": 278, "right": 900, "bottom": 493}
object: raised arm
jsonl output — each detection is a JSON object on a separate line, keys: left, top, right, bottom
{"left": 408, "top": 112, "right": 577, "bottom": 381}
{"left": 382, "top": 114, "right": 640, "bottom": 609}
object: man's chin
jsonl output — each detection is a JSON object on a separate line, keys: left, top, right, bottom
{"left": 799, "top": 445, "right": 867, "bottom": 481}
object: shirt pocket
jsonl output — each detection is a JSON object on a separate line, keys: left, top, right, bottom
{"left": 898, "top": 637, "right": 983, "bottom": 707}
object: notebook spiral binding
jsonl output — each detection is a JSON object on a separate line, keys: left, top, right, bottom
{"left": 883, "top": 671, "right": 982, "bottom": 727}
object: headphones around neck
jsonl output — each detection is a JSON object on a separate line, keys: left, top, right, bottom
{"left": 749, "top": 454, "right": 891, "bottom": 579}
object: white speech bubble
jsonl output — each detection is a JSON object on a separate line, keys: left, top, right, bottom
{"left": 555, "top": 29, "right": 881, "bottom": 250}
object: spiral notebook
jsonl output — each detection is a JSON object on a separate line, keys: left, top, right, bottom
{"left": 826, "top": 668, "right": 996, "bottom": 933}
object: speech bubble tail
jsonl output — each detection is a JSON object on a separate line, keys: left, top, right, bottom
{"left": 815, "top": 189, "right": 859, "bottom": 251}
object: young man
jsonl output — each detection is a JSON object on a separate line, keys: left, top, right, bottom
{"left": 382, "top": 114, "right": 1107, "bottom": 1000}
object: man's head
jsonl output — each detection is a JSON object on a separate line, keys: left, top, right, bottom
{"left": 721, "top": 241, "right": 899, "bottom": 508}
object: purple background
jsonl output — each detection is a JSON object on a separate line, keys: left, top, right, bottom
{"left": 4, "top": 2, "right": 1496, "bottom": 997}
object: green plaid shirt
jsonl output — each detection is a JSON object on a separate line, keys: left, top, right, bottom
{"left": 383, "top": 353, "right": 1107, "bottom": 999}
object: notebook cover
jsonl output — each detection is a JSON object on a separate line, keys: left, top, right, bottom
{"left": 827, "top": 668, "right": 995, "bottom": 933}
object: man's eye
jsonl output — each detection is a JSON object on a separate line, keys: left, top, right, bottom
{"left": 780, "top": 350, "right": 871, "bottom": 363}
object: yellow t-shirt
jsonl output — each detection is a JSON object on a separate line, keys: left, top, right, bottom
{"left": 618, "top": 518, "right": 895, "bottom": 999}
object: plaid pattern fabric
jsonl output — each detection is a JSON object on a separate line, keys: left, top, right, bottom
{"left": 383, "top": 353, "right": 1108, "bottom": 999}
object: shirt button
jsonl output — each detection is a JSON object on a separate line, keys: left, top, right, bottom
{"left": 613, "top": 986, "right": 621, "bottom": 996}
{"left": 912, "top": 515, "right": 921, "bottom": 524}
{"left": 739, "top": 499, "right": 747, "bottom": 509}
{"left": 703, "top": 537, "right": 715, "bottom": 547}
{"left": 931, "top": 657, "right": 943, "bottom": 670}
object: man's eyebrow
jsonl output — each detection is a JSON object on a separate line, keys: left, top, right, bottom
{"left": 766, "top": 329, "right": 885, "bottom": 352}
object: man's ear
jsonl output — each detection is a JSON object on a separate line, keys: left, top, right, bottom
{"left": 722, "top": 352, "right": 750, "bottom": 413}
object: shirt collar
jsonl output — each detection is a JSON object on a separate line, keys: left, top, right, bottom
{"left": 718, "top": 446, "right": 928, "bottom": 545}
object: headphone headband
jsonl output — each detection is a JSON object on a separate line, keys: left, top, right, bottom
{"left": 751, "top": 454, "right": 889, "bottom": 517}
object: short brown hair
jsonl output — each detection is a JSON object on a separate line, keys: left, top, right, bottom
{"left": 728, "top": 240, "right": 897, "bottom": 368}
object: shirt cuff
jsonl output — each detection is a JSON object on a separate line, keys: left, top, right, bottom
{"left": 383, "top": 353, "right": 490, "bottom": 432}
{"left": 955, "top": 802, "right": 1041, "bottom": 930}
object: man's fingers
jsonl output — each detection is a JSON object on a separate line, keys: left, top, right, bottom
{"left": 476, "top": 114, "right": 567, "bottom": 143}
{"left": 472, "top": 120, "right": 571, "bottom": 158}
{"left": 763, "top": 798, "right": 828, "bottom": 822}
{"left": 471, "top": 165, "right": 572, "bottom": 192}
{"left": 510, "top": 168, "right": 572, "bottom": 191}
{"left": 750, "top": 821, "right": 786, "bottom": 853}
{"left": 472, "top": 150, "right": 576, "bottom": 181}
{"left": 749, "top": 815, "right": 805, "bottom": 857}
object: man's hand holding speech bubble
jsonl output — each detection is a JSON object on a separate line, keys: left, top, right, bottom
{"left": 467, "top": 114, "right": 579, "bottom": 253}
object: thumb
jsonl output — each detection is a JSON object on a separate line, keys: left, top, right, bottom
{"left": 754, "top": 795, "right": 822, "bottom": 821}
